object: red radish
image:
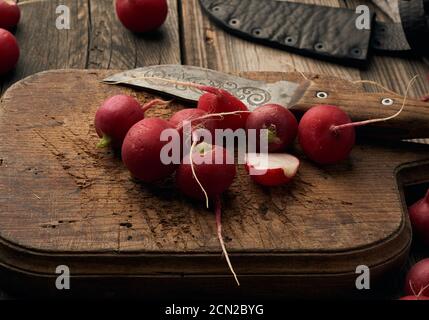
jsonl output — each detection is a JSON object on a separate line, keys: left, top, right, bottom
{"left": 0, "top": 1, "right": 20, "bottom": 30}
{"left": 245, "top": 153, "right": 299, "bottom": 187}
{"left": 176, "top": 142, "right": 239, "bottom": 285}
{"left": 177, "top": 143, "right": 236, "bottom": 201}
{"left": 245, "top": 104, "right": 298, "bottom": 152}
{"left": 408, "top": 189, "right": 429, "bottom": 246}
{"left": 298, "top": 77, "right": 416, "bottom": 165}
{"left": 122, "top": 118, "right": 178, "bottom": 182}
{"left": 115, "top": 0, "right": 168, "bottom": 33}
{"left": 405, "top": 258, "right": 429, "bottom": 297}
{"left": 169, "top": 108, "right": 217, "bottom": 138}
{"left": 0, "top": 28, "right": 19, "bottom": 75}
{"left": 110, "top": 76, "right": 250, "bottom": 130}
{"left": 197, "top": 89, "right": 249, "bottom": 131}
{"left": 298, "top": 105, "right": 355, "bottom": 165}
{"left": 95, "top": 95, "right": 168, "bottom": 148}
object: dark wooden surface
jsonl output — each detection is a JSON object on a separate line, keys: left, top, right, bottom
{"left": 0, "top": 0, "right": 428, "bottom": 299}
{"left": 1, "top": 69, "right": 428, "bottom": 299}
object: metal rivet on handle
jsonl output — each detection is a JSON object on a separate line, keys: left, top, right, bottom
{"left": 381, "top": 98, "right": 394, "bottom": 106}
{"left": 229, "top": 19, "right": 240, "bottom": 27}
{"left": 213, "top": 6, "right": 221, "bottom": 12}
{"left": 252, "top": 28, "right": 262, "bottom": 37}
{"left": 316, "top": 91, "right": 328, "bottom": 99}
{"left": 351, "top": 48, "right": 362, "bottom": 57}
{"left": 285, "top": 36, "right": 296, "bottom": 45}
{"left": 315, "top": 43, "right": 324, "bottom": 51}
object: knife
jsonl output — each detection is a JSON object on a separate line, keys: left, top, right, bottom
{"left": 198, "top": 0, "right": 429, "bottom": 66}
{"left": 103, "top": 64, "right": 429, "bottom": 140}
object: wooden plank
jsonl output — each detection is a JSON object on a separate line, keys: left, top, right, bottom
{"left": 87, "top": 0, "right": 181, "bottom": 69}
{"left": 1, "top": 69, "right": 428, "bottom": 297}
{"left": 181, "top": 0, "right": 361, "bottom": 80}
{"left": 1, "top": 0, "right": 89, "bottom": 95}
{"left": 0, "top": 69, "right": 426, "bottom": 255}
{"left": 1, "top": 0, "right": 181, "bottom": 95}
{"left": 181, "top": 0, "right": 429, "bottom": 96}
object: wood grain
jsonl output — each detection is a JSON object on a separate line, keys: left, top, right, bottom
{"left": 1, "top": 0, "right": 181, "bottom": 95}
{"left": 0, "top": 70, "right": 428, "bottom": 289}
{"left": 0, "top": 0, "right": 427, "bottom": 299}
{"left": 181, "top": 0, "right": 429, "bottom": 95}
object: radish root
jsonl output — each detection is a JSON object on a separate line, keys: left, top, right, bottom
{"left": 283, "top": 61, "right": 309, "bottom": 81}
{"left": 332, "top": 75, "right": 419, "bottom": 131}
{"left": 215, "top": 196, "right": 240, "bottom": 286}
{"left": 409, "top": 280, "right": 429, "bottom": 297}
{"left": 418, "top": 282, "right": 429, "bottom": 296}
{"left": 352, "top": 80, "right": 403, "bottom": 97}
{"left": 189, "top": 138, "right": 210, "bottom": 208}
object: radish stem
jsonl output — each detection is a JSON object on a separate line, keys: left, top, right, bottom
{"left": 97, "top": 135, "right": 111, "bottom": 148}
{"left": 332, "top": 75, "right": 418, "bottom": 132}
{"left": 189, "top": 138, "right": 210, "bottom": 208}
{"left": 141, "top": 98, "right": 171, "bottom": 113}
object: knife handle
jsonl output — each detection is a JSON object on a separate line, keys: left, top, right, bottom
{"left": 290, "top": 78, "right": 429, "bottom": 140}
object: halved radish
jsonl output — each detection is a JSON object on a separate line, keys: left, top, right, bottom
{"left": 245, "top": 153, "right": 300, "bottom": 187}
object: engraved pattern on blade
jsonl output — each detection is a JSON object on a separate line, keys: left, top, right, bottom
{"left": 103, "top": 65, "right": 301, "bottom": 110}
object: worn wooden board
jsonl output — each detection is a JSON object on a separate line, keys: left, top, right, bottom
{"left": 0, "top": 0, "right": 427, "bottom": 298}
{"left": 0, "top": 70, "right": 428, "bottom": 297}
{"left": 181, "top": 0, "right": 429, "bottom": 95}
{"left": 1, "top": 0, "right": 181, "bottom": 95}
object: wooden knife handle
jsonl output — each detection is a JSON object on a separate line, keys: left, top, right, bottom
{"left": 291, "top": 76, "right": 429, "bottom": 140}
{"left": 243, "top": 71, "right": 429, "bottom": 140}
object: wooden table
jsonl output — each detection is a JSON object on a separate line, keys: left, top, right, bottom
{"left": 1, "top": 0, "right": 428, "bottom": 299}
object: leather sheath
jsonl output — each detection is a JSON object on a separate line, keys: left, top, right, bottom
{"left": 199, "top": 0, "right": 429, "bottom": 66}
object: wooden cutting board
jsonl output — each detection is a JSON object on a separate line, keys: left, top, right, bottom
{"left": 0, "top": 69, "right": 428, "bottom": 298}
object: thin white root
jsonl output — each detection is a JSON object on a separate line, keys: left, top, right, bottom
{"left": 190, "top": 139, "right": 210, "bottom": 208}
{"left": 215, "top": 197, "right": 240, "bottom": 286}
{"left": 417, "top": 282, "right": 429, "bottom": 297}
{"left": 283, "top": 61, "right": 309, "bottom": 81}
{"left": 333, "top": 75, "right": 419, "bottom": 131}
{"left": 410, "top": 280, "right": 418, "bottom": 296}
{"left": 352, "top": 79, "right": 403, "bottom": 97}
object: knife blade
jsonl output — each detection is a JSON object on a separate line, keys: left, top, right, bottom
{"left": 103, "top": 65, "right": 310, "bottom": 111}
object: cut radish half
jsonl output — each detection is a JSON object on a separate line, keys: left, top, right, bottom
{"left": 245, "top": 153, "right": 300, "bottom": 187}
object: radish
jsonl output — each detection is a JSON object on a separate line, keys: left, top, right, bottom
{"left": 169, "top": 108, "right": 217, "bottom": 138}
{"left": 112, "top": 76, "right": 250, "bottom": 130}
{"left": 245, "top": 104, "right": 298, "bottom": 152}
{"left": 245, "top": 153, "right": 300, "bottom": 187}
{"left": 115, "top": 0, "right": 168, "bottom": 33}
{"left": 122, "top": 118, "right": 178, "bottom": 182}
{"left": 95, "top": 95, "right": 168, "bottom": 148}
{"left": 298, "top": 77, "right": 417, "bottom": 165}
{"left": 176, "top": 142, "right": 239, "bottom": 285}
{"left": 298, "top": 105, "right": 356, "bottom": 165}
{"left": 399, "top": 295, "right": 429, "bottom": 300}
{"left": 197, "top": 89, "right": 249, "bottom": 131}
{"left": 0, "top": 28, "right": 19, "bottom": 75}
{"left": 404, "top": 258, "right": 429, "bottom": 297}
{"left": 0, "top": 0, "right": 20, "bottom": 30}
{"left": 177, "top": 142, "right": 236, "bottom": 201}
{"left": 408, "top": 189, "right": 429, "bottom": 246}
